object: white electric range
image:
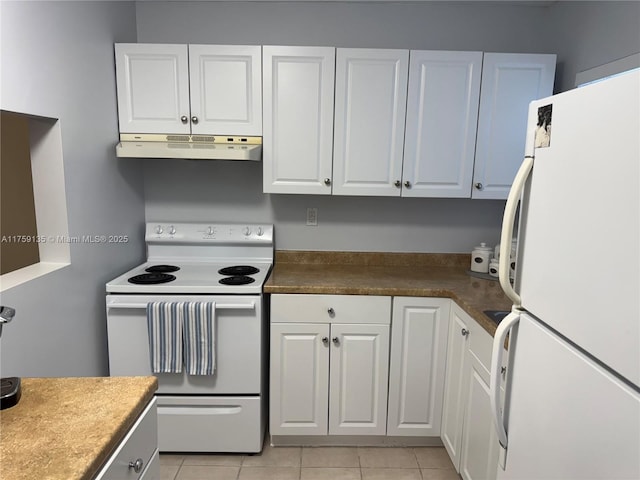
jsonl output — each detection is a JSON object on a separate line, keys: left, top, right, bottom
{"left": 106, "top": 222, "right": 273, "bottom": 453}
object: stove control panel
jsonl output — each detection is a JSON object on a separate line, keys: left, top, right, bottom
{"left": 146, "top": 223, "right": 274, "bottom": 244}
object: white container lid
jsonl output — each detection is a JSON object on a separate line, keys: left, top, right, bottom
{"left": 473, "top": 242, "right": 493, "bottom": 252}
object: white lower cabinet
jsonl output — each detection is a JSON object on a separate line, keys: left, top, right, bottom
{"left": 270, "top": 294, "right": 391, "bottom": 436}
{"left": 442, "top": 302, "right": 506, "bottom": 480}
{"left": 459, "top": 351, "right": 502, "bottom": 480}
{"left": 387, "top": 297, "right": 451, "bottom": 436}
{"left": 94, "top": 398, "right": 159, "bottom": 480}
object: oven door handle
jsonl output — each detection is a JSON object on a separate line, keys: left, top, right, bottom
{"left": 106, "top": 301, "right": 256, "bottom": 310}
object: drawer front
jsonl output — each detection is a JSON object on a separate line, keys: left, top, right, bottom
{"left": 271, "top": 294, "right": 391, "bottom": 324}
{"left": 157, "top": 396, "right": 264, "bottom": 453}
{"left": 95, "top": 398, "right": 158, "bottom": 480}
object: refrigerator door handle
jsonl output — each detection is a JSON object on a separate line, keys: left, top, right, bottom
{"left": 499, "top": 156, "right": 534, "bottom": 307}
{"left": 490, "top": 309, "right": 521, "bottom": 457}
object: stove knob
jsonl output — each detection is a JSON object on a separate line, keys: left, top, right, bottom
{"left": 207, "top": 226, "right": 214, "bottom": 236}
{"left": 168, "top": 225, "right": 176, "bottom": 235}
{"left": 243, "top": 226, "right": 251, "bottom": 236}
{"left": 155, "top": 225, "right": 163, "bottom": 234}
{"left": 256, "top": 227, "right": 263, "bottom": 236}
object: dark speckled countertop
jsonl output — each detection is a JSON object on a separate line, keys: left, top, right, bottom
{"left": 264, "top": 251, "right": 512, "bottom": 337}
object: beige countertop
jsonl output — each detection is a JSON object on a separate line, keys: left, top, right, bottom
{"left": 0, "top": 376, "right": 157, "bottom": 480}
{"left": 264, "top": 251, "right": 512, "bottom": 337}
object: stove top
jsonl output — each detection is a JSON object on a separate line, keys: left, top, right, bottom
{"left": 106, "top": 223, "right": 274, "bottom": 294}
{"left": 107, "top": 261, "right": 272, "bottom": 294}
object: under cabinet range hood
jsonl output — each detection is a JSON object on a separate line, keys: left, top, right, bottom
{"left": 115, "top": 134, "right": 262, "bottom": 161}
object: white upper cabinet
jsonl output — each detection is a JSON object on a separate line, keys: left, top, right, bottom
{"left": 402, "top": 51, "right": 483, "bottom": 198}
{"left": 472, "top": 53, "right": 556, "bottom": 199}
{"left": 115, "top": 43, "right": 261, "bottom": 136}
{"left": 115, "top": 44, "right": 191, "bottom": 135}
{"left": 262, "top": 46, "right": 335, "bottom": 194}
{"left": 333, "top": 48, "right": 409, "bottom": 196}
{"left": 188, "top": 45, "right": 262, "bottom": 136}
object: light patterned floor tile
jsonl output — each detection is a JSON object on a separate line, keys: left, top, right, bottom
{"left": 242, "top": 443, "right": 302, "bottom": 467}
{"left": 302, "top": 447, "right": 361, "bottom": 468}
{"left": 361, "top": 468, "right": 422, "bottom": 480}
{"left": 160, "top": 454, "right": 186, "bottom": 466}
{"left": 421, "top": 468, "right": 461, "bottom": 480}
{"left": 413, "top": 447, "right": 455, "bottom": 469}
{"left": 175, "top": 465, "right": 240, "bottom": 480}
{"left": 238, "top": 466, "right": 301, "bottom": 480}
{"left": 358, "top": 447, "right": 419, "bottom": 469}
{"left": 301, "top": 467, "right": 361, "bottom": 480}
{"left": 182, "top": 453, "right": 244, "bottom": 466}
{"left": 161, "top": 465, "right": 180, "bottom": 480}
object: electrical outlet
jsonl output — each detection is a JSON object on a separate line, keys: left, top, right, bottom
{"left": 306, "top": 208, "right": 318, "bottom": 226}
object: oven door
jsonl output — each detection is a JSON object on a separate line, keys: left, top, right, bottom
{"left": 106, "top": 294, "right": 263, "bottom": 395}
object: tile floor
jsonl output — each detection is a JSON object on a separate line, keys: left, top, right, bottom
{"left": 160, "top": 441, "right": 460, "bottom": 480}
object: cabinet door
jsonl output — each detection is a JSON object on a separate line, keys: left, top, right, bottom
{"left": 402, "top": 51, "right": 482, "bottom": 198}
{"left": 441, "top": 303, "right": 471, "bottom": 470}
{"left": 333, "top": 48, "right": 409, "bottom": 196}
{"left": 329, "top": 323, "right": 390, "bottom": 435}
{"left": 263, "top": 46, "right": 335, "bottom": 194}
{"left": 459, "top": 351, "right": 500, "bottom": 480}
{"left": 270, "top": 323, "right": 330, "bottom": 436}
{"left": 473, "top": 53, "right": 556, "bottom": 199}
{"left": 115, "top": 44, "right": 191, "bottom": 135}
{"left": 189, "top": 45, "right": 262, "bottom": 136}
{"left": 387, "top": 297, "right": 451, "bottom": 436}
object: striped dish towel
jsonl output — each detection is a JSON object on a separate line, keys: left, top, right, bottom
{"left": 183, "top": 302, "right": 216, "bottom": 375}
{"left": 146, "top": 302, "right": 184, "bottom": 374}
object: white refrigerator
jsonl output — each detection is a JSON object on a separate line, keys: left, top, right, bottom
{"left": 490, "top": 70, "right": 640, "bottom": 479}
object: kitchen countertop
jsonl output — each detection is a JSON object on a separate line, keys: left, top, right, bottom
{"left": 264, "top": 251, "right": 512, "bottom": 337}
{"left": 0, "top": 376, "right": 157, "bottom": 480}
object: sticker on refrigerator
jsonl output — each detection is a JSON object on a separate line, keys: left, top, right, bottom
{"left": 534, "top": 104, "right": 552, "bottom": 148}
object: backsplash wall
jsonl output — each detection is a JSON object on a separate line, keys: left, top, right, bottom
{"left": 144, "top": 159, "right": 506, "bottom": 252}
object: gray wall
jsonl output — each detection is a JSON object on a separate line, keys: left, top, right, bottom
{"left": 548, "top": 1, "right": 640, "bottom": 91}
{"left": 137, "top": 1, "right": 639, "bottom": 253}
{"left": 137, "top": 1, "right": 555, "bottom": 253}
{"left": 0, "top": 1, "right": 144, "bottom": 377}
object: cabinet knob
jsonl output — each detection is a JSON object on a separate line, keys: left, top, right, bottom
{"left": 180, "top": 115, "right": 188, "bottom": 124}
{"left": 461, "top": 328, "right": 469, "bottom": 337}
{"left": 322, "top": 336, "right": 329, "bottom": 345}
{"left": 327, "top": 307, "right": 335, "bottom": 316}
{"left": 191, "top": 116, "right": 199, "bottom": 124}
{"left": 404, "top": 180, "right": 411, "bottom": 188}
{"left": 128, "top": 458, "right": 144, "bottom": 473}
{"left": 394, "top": 180, "right": 401, "bottom": 188}
{"left": 474, "top": 182, "right": 483, "bottom": 190}
{"left": 324, "top": 178, "right": 331, "bottom": 186}
{"left": 332, "top": 336, "right": 340, "bottom": 345}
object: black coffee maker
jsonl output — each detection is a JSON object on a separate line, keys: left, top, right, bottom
{"left": 0, "top": 306, "right": 21, "bottom": 409}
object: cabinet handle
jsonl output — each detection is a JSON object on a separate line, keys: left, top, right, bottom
{"left": 394, "top": 180, "right": 401, "bottom": 188}
{"left": 327, "top": 307, "right": 335, "bottom": 316}
{"left": 128, "top": 458, "right": 144, "bottom": 473}
{"left": 322, "top": 336, "right": 329, "bottom": 345}
{"left": 461, "top": 328, "right": 469, "bottom": 337}
{"left": 404, "top": 180, "right": 411, "bottom": 188}
{"left": 180, "top": 115, "right": 188, "bottom": 124}
{"left": 324, "top": 178, "right": 331, "bottom": 186}
{"left": 332, "top": 337, "right": 340, "bottom": 345}
{"left": 191, "top": 116, "right": 199, "bottom": 124}
{"left": 475, "top": 182, "right": 483, "bottom": 190}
